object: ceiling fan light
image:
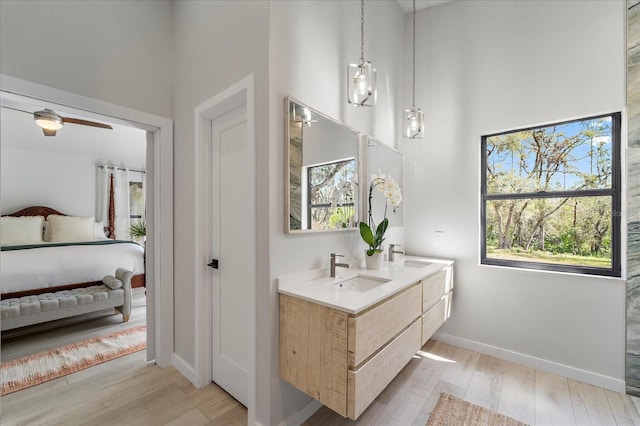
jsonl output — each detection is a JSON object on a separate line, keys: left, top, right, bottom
{"left": 34, "top": 109, "right": 63, "bottom": 131}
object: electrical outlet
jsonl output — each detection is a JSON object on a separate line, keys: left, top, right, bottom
{"left": 435, "top": 231, "right": 444, "bottom": 243}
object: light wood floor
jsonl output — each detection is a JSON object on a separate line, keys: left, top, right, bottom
{"left": 0, "top": 288, "right": 247, "bottom": 425}
{"left": 4, "top": 299, "right": 638, "bottom": 425}
{"left": 303, "top": 339, "right": 640, "bottom": 426}
{"left": 0, "top": 351, "right": 247, "bottom": 425}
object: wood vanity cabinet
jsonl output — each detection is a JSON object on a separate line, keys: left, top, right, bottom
{"left": 421, "top": 267, "right": 453, "bottom": 345}
{"left": 279, "top": 266, "right": 453, "bottom": 420}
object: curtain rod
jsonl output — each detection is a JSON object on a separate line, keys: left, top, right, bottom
{"left": 97, "top": 165, "right": 146, "bottom": 174}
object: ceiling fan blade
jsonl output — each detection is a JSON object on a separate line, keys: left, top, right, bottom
{"left": 2, "top": 105, "right": 32, "bottom": 115}
{"left": 61, "top": 116, "right": 113, "bottom": 129}
{"left": 42, "top": 128, "right": 57, "bottom": 137}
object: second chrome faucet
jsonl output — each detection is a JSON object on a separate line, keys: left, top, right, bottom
{"left": 330, "top": 253, "right": 350, "bottom": 277}
{"left": 388, "top": 244, "right": 405, "bottom": 261}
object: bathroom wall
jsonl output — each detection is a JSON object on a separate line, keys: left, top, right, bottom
{"left": 0, "top": 0, "right": 173, "bottom": 119}
{"left": 404, "top": 0, "right": 627, "bottom": 389}
{"left": 627, "top": 0, "right": 640, "bottom": 395}
{"left": 267, "top": 1, "right": 406, "bottom": 423}
{"left": 171, "top": 0, "right": 270, "bottom": 388}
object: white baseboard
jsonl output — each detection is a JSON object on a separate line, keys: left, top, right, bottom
{"left": 172, "top": 353, "right": 197, "bottom": 386}
{"left": 433, "top": 332, "right": 625, "bottom": 393}
{"left": 278, "top": 399, "right": 322, "bottom": 426}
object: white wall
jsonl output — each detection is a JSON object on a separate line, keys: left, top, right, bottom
{"left": 1, "top": 148, "right": 96, "bottom": 216}
{"left": 0, "top": 0, "right": 173, "bottom": 119}
{"left": 267, "top": 1, "right": 406, "bottom": 424}
{"left": 403, "top": 0, "right": 626, "bottom": 388}
{"left": 171, "top": 1, "right": 270, "bottom": 417}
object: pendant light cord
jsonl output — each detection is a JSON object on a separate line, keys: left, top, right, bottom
{"left": 360, "top": 0, "right": 365, "bottom": 62}
{"left": 412, "top": 0, "right": 416, "bottom": 108}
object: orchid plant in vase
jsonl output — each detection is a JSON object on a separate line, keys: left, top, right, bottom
{"left": 359, "top": 172, "right": 402, "bottom": 266}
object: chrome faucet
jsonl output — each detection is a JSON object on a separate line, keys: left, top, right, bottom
{"left": 388, "top": 244, "right": 405, "bottom": 261}
{"left": 330, "top": 253, "right": 350, "bottom": 278}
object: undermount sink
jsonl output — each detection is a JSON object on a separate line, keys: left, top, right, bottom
{"left": 401, "top": 259, "right": 433, "bottom": 268}
{"left": 333, "top": 274, "right": 391, "bottom": 293}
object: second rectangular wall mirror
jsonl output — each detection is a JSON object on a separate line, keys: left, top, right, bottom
{"left": 361, "top": 135, "right": 404, "bottom": 228}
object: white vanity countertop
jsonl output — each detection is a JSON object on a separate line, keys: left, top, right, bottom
{"left": 277, "top": 255, "right": 454, "bottom": 314}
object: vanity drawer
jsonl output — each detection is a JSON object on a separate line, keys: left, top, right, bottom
{"left": 348, "top": 283, "right": 422, "bottom": 368}
{"left": 421, "top": 294, "right": 447, "bottom": 345}
{"left": 422, "top": 269, "right": 448, "bottom": 311}
{"left": 347, "top": 318, "right": 421, "bottom": 420}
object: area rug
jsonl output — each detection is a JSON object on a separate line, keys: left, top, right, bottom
{"left": 1, "top": 325, "right": 146, "bottom": 396}
{"left": 427, "top": 393, "right": 528, "bottom": 426}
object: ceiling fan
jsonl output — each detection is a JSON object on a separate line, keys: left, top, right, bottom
{"left": 3, "top": 106, "right": 113, "bottom": 136}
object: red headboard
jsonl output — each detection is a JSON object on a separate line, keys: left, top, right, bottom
{"left": 6, "top": 206, "right": 66, "bottom": 218}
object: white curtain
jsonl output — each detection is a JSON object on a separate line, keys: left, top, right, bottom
{"left": 96, "top": 166, "right": 110, "bottom": 227}
{"left": 113, "top": 168, "right": 131, "bottom": 240}
{"left": 96, "top": 165, "right": 131, "bottom": 240}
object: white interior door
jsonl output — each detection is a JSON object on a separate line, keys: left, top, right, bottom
{"left": 209, "top": 105, "right": 252, "bottom": 406}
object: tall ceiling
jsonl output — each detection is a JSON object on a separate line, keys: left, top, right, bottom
{"left": 396, "top": 0, "right": 453, "bottom": 13}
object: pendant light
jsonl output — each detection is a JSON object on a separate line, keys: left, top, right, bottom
{"left": 404, "top": 0, "right": 424, "bottom": 139}
{"left": 348, "top": 0, "right": 377, "bottom": 107}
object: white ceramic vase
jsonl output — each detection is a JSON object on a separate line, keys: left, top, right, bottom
{"left": 365, "top": 251, "right": 383, "bottom": 270}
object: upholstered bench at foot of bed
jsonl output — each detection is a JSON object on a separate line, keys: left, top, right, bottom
{"left": 0, "top": 268, "right": 132, "bottom": 331}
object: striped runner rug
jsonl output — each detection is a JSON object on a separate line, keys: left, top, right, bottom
{"left": 1, "top": 325, "right": 146, "bottom": 396}
{"left": 427, "top": 393, "right": 528, "bottom": 426}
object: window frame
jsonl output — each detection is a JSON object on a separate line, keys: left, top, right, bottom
{"left": 480, "top": 112, "right": 622, "bottom": 277}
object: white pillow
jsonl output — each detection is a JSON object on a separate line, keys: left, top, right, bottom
{"left": 48, "top": 215, "right": 95, "bottom": 242}
{"left": 43, "top": 220, "right": 51, "bottom": 242}
{"left": 94, "top": 221, "right": 107, "bottom": 239}
{"left": 0, "top": 216, "right": 45, "bottom": 246}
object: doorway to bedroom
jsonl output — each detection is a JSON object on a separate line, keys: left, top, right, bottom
{"left": 0, "top": 102, "right": 147, "bottom": 361}
{"left": 0, "top": 83, "right": 172, "bottom": 391}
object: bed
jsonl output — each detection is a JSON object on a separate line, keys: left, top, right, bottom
{"left": 0, "top": 206, "right": 145, "bottom": 300}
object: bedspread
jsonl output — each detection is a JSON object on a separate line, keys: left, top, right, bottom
{"left": 1, "top": 240, "right": 144, "bottom": 294}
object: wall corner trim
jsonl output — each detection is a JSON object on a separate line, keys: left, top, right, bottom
{"left": 433, "top": 332, "right": 625, "bottom": 393}
{"left": 277, "top": 399, "right": 323, "bottom": 426}
{"left": 172, "top": 353, "right": 198, "bottom": 386}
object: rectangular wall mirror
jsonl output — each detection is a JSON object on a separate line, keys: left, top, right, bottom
{"left": 286, "top": 97, "right": 360, "bottom": 233}
{"left": 361, "top": 135, "right": 403, "bottom": 227}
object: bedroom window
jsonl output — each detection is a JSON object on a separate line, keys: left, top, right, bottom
{"left": 128, "top": 170, "right": 145, "bottom": 225}
{"left": 481, "top": 112, "right": 621, "bottom": 277}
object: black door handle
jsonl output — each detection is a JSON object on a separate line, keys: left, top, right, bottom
{"left": 208, "top": 259, "right": 219, "bottom": 269}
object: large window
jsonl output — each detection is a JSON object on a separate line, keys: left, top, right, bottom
{"left": 481, "top": 112, "right": 621, "bottom": 276}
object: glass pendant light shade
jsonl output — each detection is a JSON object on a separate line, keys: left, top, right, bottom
{"left": 348, "top": 0, "right": 376, "bottom": 107}
{"left": 348, "top": 60, "right": 377, "bottom": 107}
{"left": 404, "top": 107, "right": 424, "bottom": 139}
{"left": 403, "top": 0, "right": 424, "bottom": 139}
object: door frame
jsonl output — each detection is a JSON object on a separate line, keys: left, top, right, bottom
{"left": 0, "top": 74, "right": 174, "bottom": 367}
{"left": 194, "top": 75, "right": 256, "bottom": 419}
